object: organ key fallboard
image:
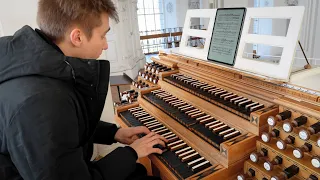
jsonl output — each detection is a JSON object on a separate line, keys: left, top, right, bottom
{"left": 114, "top": 51, "right": 320, "bottom": 179}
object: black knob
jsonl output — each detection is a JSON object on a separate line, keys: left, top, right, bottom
{"left": 283, "top": 165, "right": 299, "bottom": 179}
{"left": 308, "top": 175, "right": 318, "bottom": 180}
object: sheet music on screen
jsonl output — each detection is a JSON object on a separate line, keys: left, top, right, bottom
{"left": 207, "top": 8, "right": 246, "bottom": 66}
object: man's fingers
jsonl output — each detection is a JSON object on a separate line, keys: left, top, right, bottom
{"left": 158, "top": 134, "right": 168, "bottom": 143}
{"left": 150, "top": 139, "right": 166, "bottom": 147}
{"left": 132, "top": 126, "right": 151, "bottom": 136}
{"left": 131, "top": 135, "right": 139, "bottom": 141}
{"left": 145, "top": 134, "right": 165, "bottom": 144}
{"left": 151, "top": 148, "right": 163, "bottom": 155}
{"left": 141, "top": 131, "right": 156, "bottom": 140}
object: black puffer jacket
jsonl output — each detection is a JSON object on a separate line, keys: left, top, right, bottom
{"left": 0, "top": 26, "right": 137, "bottom": 180}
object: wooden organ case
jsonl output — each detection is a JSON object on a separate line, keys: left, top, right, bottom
{"left": 112, "top": 5, "right": 320, "bottom": 179}
{"left": 114, "top": 51, "right": 320, "bottom": 180}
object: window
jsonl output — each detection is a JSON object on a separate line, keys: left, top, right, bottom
{"left": 137, "top": 0, "right": 165, "bottom": 54}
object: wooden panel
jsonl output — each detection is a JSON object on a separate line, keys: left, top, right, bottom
{"left": 150, "top": 57, "right": 178, "bottom": 68}
{"left": 158, "top": 54, "right": 320, "bottom": 103}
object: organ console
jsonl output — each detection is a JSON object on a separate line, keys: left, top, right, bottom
{"left": 114, "top": 51, "right": 320, "bottom": 179}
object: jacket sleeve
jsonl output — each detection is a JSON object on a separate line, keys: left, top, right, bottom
{"left": 5, "top": 91, "right": 137, "bottom": 180}
{"left": 93, "top": 121, "right": 119, "bottom": 145}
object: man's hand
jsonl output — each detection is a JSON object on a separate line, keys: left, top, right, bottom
{"left": 114, "top": 126, "right": 150, "bottom": 145}
{"left": 130, "top": 132, "right": 168, "bottom": 158}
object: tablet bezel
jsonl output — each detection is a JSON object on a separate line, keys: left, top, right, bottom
{"left": 207, "top": 7, "right": 247, "bottom": 66}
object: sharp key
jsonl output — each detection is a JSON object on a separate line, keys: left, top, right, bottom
{"left": 196, "top": 115, "right": 211, "bottom": 121}
{"left": 161, "top": 131, "right": 173, "bottom": 138}
{"left": 135, "top": 113, "right": 148, "bottom": 118}
{"left": 207, "top": 87, "right": 218, "bottom": 93}
{"left": 143, "top": 120, "right": 158, "bottom": 125}
{"left": 195, "top": 83, "right": 207, "bottom": 88}
{"left": 208, "top": 88, "right": 222, "bottom": 94}
{"left": 170, "top": 101, "right": 185, "bottom": 106}
{"left": 245, "top": 102, "right": 259, "bottom": 110}
{"left": 175, "top": 146, "right": 192, "bottom": 155}
{"left": 138, "top": 115, "right": 153, "bottom": 120}
{"left": 203, "top": 86, "right": 216, "bottom": 92}
{"left": 191, "top": 160, "right": 211, "bottom": 172}
{"left": 173, "top": 102, "right": 187, "bottom": 107}
{"left": 179, "top": 105, "right": 192, "bottom": 110}
{"left": 171, "top": 74, "right": 179, "bottom": 78}
{"left": 238, "top": 99, "right": 252, "bottom": 107}
{"left": 167, "top": 136, "right": 179, "bottom": 143}
{"left": 191, "top": 112, "right": 205, "bottom": 119}
{"left": 157, "top": 94, "right": 171, "bottom": 99}
{"left": 199, "top": 117, "right": 215, "bottom": 124}
{"left": 224, "top": 94, "right": 237, "bottom": 101}
{"left": 139, "top": 117, "right": 154, "bottom": 122}
{"left": 187, "top": 157, "right": 205, "bottom": 167}
{"left": 230, "top": 96, "right": 243, "bottom": 103}
{"left": 178, "top": 104, "right": 191, "bottom": 109}
{"left": 154, "top": 128, "right": 169, "bottom": 135}
{"left": 128, "top": 106, "right": 142, "bottom": 112}
{"left": 171, "top": 142, "right": 187, "bottom": 151}
{"left": 184, "top": 79, "right": 197, "bottom": 84}
{"left": 169, "top": 100, "right": 183, "bottom": 105}
{"left": 185, "top": 108, "right": 199, "bottom": 114}
{"left": 205, "top": 120, "right": 220, "bottom": 128}
{"left": 152, "top": 89, "right": 164, "bottom": 95}
{"left": 234, "top": 98, "right": 247, "bottom": 105}
{"left": 187, "top": 110, "right": 202, "bottom": 116}
{"left": 190, "top": 81, "right": 200, "bottom": 86}
{"left": 163, "top": 97, "right": 177, "bottom": 102}
{"left": 250, "top": 104, "right": 264, "bottom": 112}
{"left": 208, "top": 122, "right": 224, "bottom": 130}
{"left": 181, "top": 152, "right": 199, "bottom": 162}
{"left": 147, "top": 123, "right": 162, "bottom": 129}
{"left": 215, "top": 90, "right": 227, "bottom": 96}
{"left": 167, "top": 139, "right": 183, "bottom": 147}
{"left": 212, "top": 124, "right": 229, "bottom": 133}
{"left": 132, "top": 110, "right": 146, "bottom": 115}
{"left": 219, "top": 128, "right": 235, "bottom": 136}
{"left": 200, "top": 85, "right": 211, "bottom": 91}
{"left": 178, "top": 149, "right": 196, "bottom": 159}
{"left": 164, "top": 133, "right": 176, "bottom": 139}
{"left": 223, "top": 131, "right": 241, "bottom": 140}
{"left": 220, "top": 92, "right": 233, "bottom": 99}
{"left": 176, "top": 76, "right": 188, "bottom": 81}
{"left": 152, "top": 126, "right": 167, "bottom": 133}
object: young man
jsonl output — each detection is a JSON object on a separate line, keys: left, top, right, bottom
{"left": 0, "top": 0, "right": 166, "bottom": 179}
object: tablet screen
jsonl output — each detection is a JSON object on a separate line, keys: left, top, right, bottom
{"left": 207, "top": 8, "right": 246, "bottom": 66}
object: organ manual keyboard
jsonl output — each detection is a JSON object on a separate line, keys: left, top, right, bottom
{"left": 114, "top": 7, "right": 319, "bottom": 180}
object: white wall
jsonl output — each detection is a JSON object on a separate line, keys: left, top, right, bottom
{"left": 164, "top": 0, "right": 178, "bottom": 29}
{"left": 0, "top": 0, "right": 38, "bottom": 35}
